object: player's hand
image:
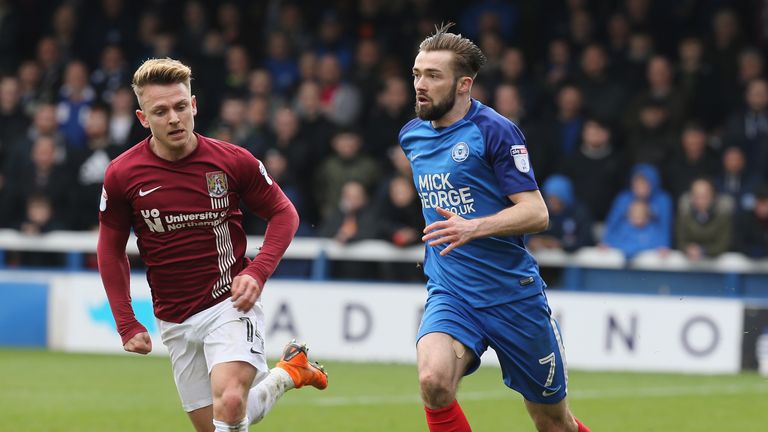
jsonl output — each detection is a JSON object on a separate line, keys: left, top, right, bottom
{"left": 422, "top": 207, "right": 479, "bottom": 256}
{"left": 123, "top": 332, "right": 152, "bottom": 355}
{"left": 231, "top": 274, "right": 262, "bottom": 312}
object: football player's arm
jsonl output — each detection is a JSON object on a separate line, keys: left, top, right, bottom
{"left": 97, "top": 223, "right": 151, "bottom": 354}
{"left": 422, "top": 190, "right": 548, "bottom": 256}
{"left": 232, "top": 157, "right": 299, "bottom": 311}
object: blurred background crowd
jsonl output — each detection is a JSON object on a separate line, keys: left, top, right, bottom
{"left": 1, "top": 0, "right": 768, "bottom": 270}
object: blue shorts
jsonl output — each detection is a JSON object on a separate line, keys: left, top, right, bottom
{"left": 417, "top": 289, "right": 568, "bottom": 404}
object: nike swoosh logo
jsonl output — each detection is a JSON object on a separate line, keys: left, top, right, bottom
{"left": 138, "top": 186, "right": 162, "bottom": 197}
{"left": 409, "top": 153, "right": 422, "bottom": 161}
{"left": 250, "top": 348, "right": 262, "bottom": 354}
{"left": 542, "top": 385, "right": 562, "bottom": 397}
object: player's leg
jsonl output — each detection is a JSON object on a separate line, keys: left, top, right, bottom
{"left": 202, "top": 300, "right": 270, "bottom": 430}
{"left": 210, "top": 360, "right": 257, "bottom": 430}
{"left": 417, "top": 333, "right": 475, "bottom": 408}
{"left": 245, "top": 340, "right": 328, "bottom": 424}
{"left": 525, "top": 399, "right": 590, "bottom": 432}
{"left": 417, "top": 291, "right": 486, "bottom": 432}
{"left": 187, "top": 406, "right": 214, "bottom": 432}
{"left": 204, "top": 301, "right": 327, "bottom": 428}
{"left": 157, "top": 317, "right": 218, "bottom": 432}
{"left": 484, "top": 292, "right": 589, "bottom": 432}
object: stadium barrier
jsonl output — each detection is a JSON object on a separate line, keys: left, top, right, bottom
{"left": 1, "top": 230, "right": 768, "bottom": 298}
{"left": 0, "top": 271, "right": 752, "bottom": 374}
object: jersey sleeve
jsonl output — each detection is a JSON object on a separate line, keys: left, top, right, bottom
{"left": 234, "top": 149, "right": 299, "bottom": 286}
{"left": 98, "top": 162, "right": 133, "bottom": 231}
{"left": 235, "top": 150, "right": 292, "bottom": 219}
{"left": 482, "top": 120, "right": 539, "bottom": 196}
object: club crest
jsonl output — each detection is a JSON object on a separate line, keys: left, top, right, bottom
{"left": 206, "top": 171, "right": 229, "bottom": 198}
{"left": 451, "top": 142, "right": 469, "bottom": 162}
{"left": 510, "top": 145, "right": 530, "bottom": 173}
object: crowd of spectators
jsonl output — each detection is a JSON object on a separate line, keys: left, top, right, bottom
{"left": 1, "top": 0, "right": 768, "bottom": 271}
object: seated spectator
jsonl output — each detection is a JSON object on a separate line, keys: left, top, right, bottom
{"left": 317, "top": 180, "right": 378, "bottom": 279}
{"left": 314, "top": 129, "right": 380, "bottom": 222}
{"left": 318, "top": 180, "right": 377, "bottom": 244}
{"left": 17, "top": 193, "right": 64, "bottom": 235}
{"left": 733, "top": 184, "right": 768, "bottom": 258}
{"left": 715, "top": 145, "right": 760, "bottom": 212}
{"left": 67, "top": 104, "right": 122, "bottom": 230}
{"left": 90, "top": 44, "right": 129, "bottom": 104}
{"left": 57, "top": 60, "right": 95, "bottom": 150}
{"left": 559, "top": 116, "right": 625, "bottom": 221}
{"left": 574, "top": 43, "right": 627, "bottom": 127}
{"left": 723, "top": 78, "right": 768, "bottom": 180}
{"left": 242, "top": 149, "right": 312, "bottom": 237}
{"left": 108, "top": 86, "right": 146, "bottom": 148}
{"left": 374, "top": 175, "right": 423, "bottom": 247}
{"left": 293, "top": 80, "right": 334, "bottom": 163}
{"left": 605, "top": 163, "right": 673, "bottom": 249}
{"left": 532, "top": 84, "right": 584, "bottom": 182}
{"left": 317, "top": 53, "right": 361, "bottom": 127}
{"left": 676, "top": 177, "right": 734, "bottom": 261}
{"left": 8, "top": 194, "right": 65, "bottom": 267}
{"left": 663, "top": 122, "right": 720, "bottom": 201}
{"left": 602, "top": 199, "right": 670, "bottom": 258}
{"left": 369, "top": 172, "right": 426, "bottom": 283}
{"left": 1, "top": 135, "right": 70, "bottom": 227}
{"left": 528, "top": 174, "right": 593, "bottom": 252}
{"left": 625, "top": 99, "right": 677, "bottom": 167}
{"left": 363, "top": 76, "right": 412, "bottom": 160}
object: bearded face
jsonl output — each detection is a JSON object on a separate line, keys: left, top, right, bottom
{"left": 415, "top": 78, "right": 458, "bottom": 121}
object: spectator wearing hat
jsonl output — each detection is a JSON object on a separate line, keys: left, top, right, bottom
{"left": 528, "top": 174, "right": 593, "bottom": 253}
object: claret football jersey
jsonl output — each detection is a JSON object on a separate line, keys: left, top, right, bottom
{"left": 99, "top": 133, "right": 286, "bottom": 322}
{"left": 399, "top": 100, "right": 545, "bottom": 307}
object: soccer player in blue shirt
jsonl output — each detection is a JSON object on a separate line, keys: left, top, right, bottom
{"left": 400, "top": 24, "right": 590, "bottom": 432}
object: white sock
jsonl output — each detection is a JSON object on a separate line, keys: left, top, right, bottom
{"left": 246, "top": 368, "right": 294, "bottom": 424}
{"left": 213, "top": 417, "right": 248, "bottom": 432}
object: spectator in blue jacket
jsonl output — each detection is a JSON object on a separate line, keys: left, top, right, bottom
{"left": 528, "top": 174, "right": 594, "bottom": 252}
{"left": 604, "top": 163, "right": 674, "bottom": 250}
{"left": 602, "top": 199, "right": 671, "bottom": 258}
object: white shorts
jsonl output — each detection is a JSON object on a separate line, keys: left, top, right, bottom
{"left": 158, "top": 298, "right": 269, "bottom": 412}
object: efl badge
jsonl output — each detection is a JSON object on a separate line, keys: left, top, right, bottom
{"left": 206, "top": 171, "right": 229, "bottom": 198}
{"left": 510, "top": 145, "right": 530, "bottom": 173}
{"left": 258, "top": 160, "right": 273, "bottom": 185}
{"left": 99, "top": 186, "right": 108, "bottom": 211}
{"left": 451, "top": 142, "right": 469, "bottom": 162}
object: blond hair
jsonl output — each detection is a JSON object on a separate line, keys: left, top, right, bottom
{"left": 419, "top": 22, "right": 487, "bottom": 79}
{"left": 131, "top": 58, "right": 192, "bottom": 98}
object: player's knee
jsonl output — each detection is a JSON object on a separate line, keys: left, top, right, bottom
{"left": 418, "top": 370, "right": 455, "bottom": 407}
{"left": 215, "top": 388, "right": 247, "bottom": 421}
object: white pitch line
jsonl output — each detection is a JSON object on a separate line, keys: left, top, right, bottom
{"left": 284, "top": 383, "right": 768, "bottom": 407}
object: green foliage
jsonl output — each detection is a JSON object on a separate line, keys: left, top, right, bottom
{"left": 1, "top": 350, "right": 766, "bottom": 431}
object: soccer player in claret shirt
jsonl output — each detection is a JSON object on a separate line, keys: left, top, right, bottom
{"left": 400, "top": 24, "right": 591, "bottom": 432}
{"left": 97, "top": 58, "right": 327, "bottom": 432}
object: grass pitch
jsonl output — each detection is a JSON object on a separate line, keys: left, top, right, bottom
{"left": 1, "top": 349, "right": 766, "bottom": 431}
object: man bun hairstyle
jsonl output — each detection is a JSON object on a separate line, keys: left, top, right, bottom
{"left": 131, "top": 58, "right": 192, "bottom": 98}
{"left": 419, "top": 22, "right": 487, "bottom": 79}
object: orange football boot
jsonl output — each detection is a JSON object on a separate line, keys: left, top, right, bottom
{"left": 275, "top": 340, "right": 328, "bottom": 390}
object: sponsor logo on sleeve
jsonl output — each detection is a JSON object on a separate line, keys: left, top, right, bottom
{"left": 510, "top": 145, "right": 530, "bottom": 173}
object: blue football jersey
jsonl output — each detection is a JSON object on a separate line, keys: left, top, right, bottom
{"left": 399, "top": 100, "right": 545, "bottom": 307}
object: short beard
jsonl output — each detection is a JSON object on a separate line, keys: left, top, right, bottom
{"left": 415, "top": 81, "right": 458, "bottom": 121}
